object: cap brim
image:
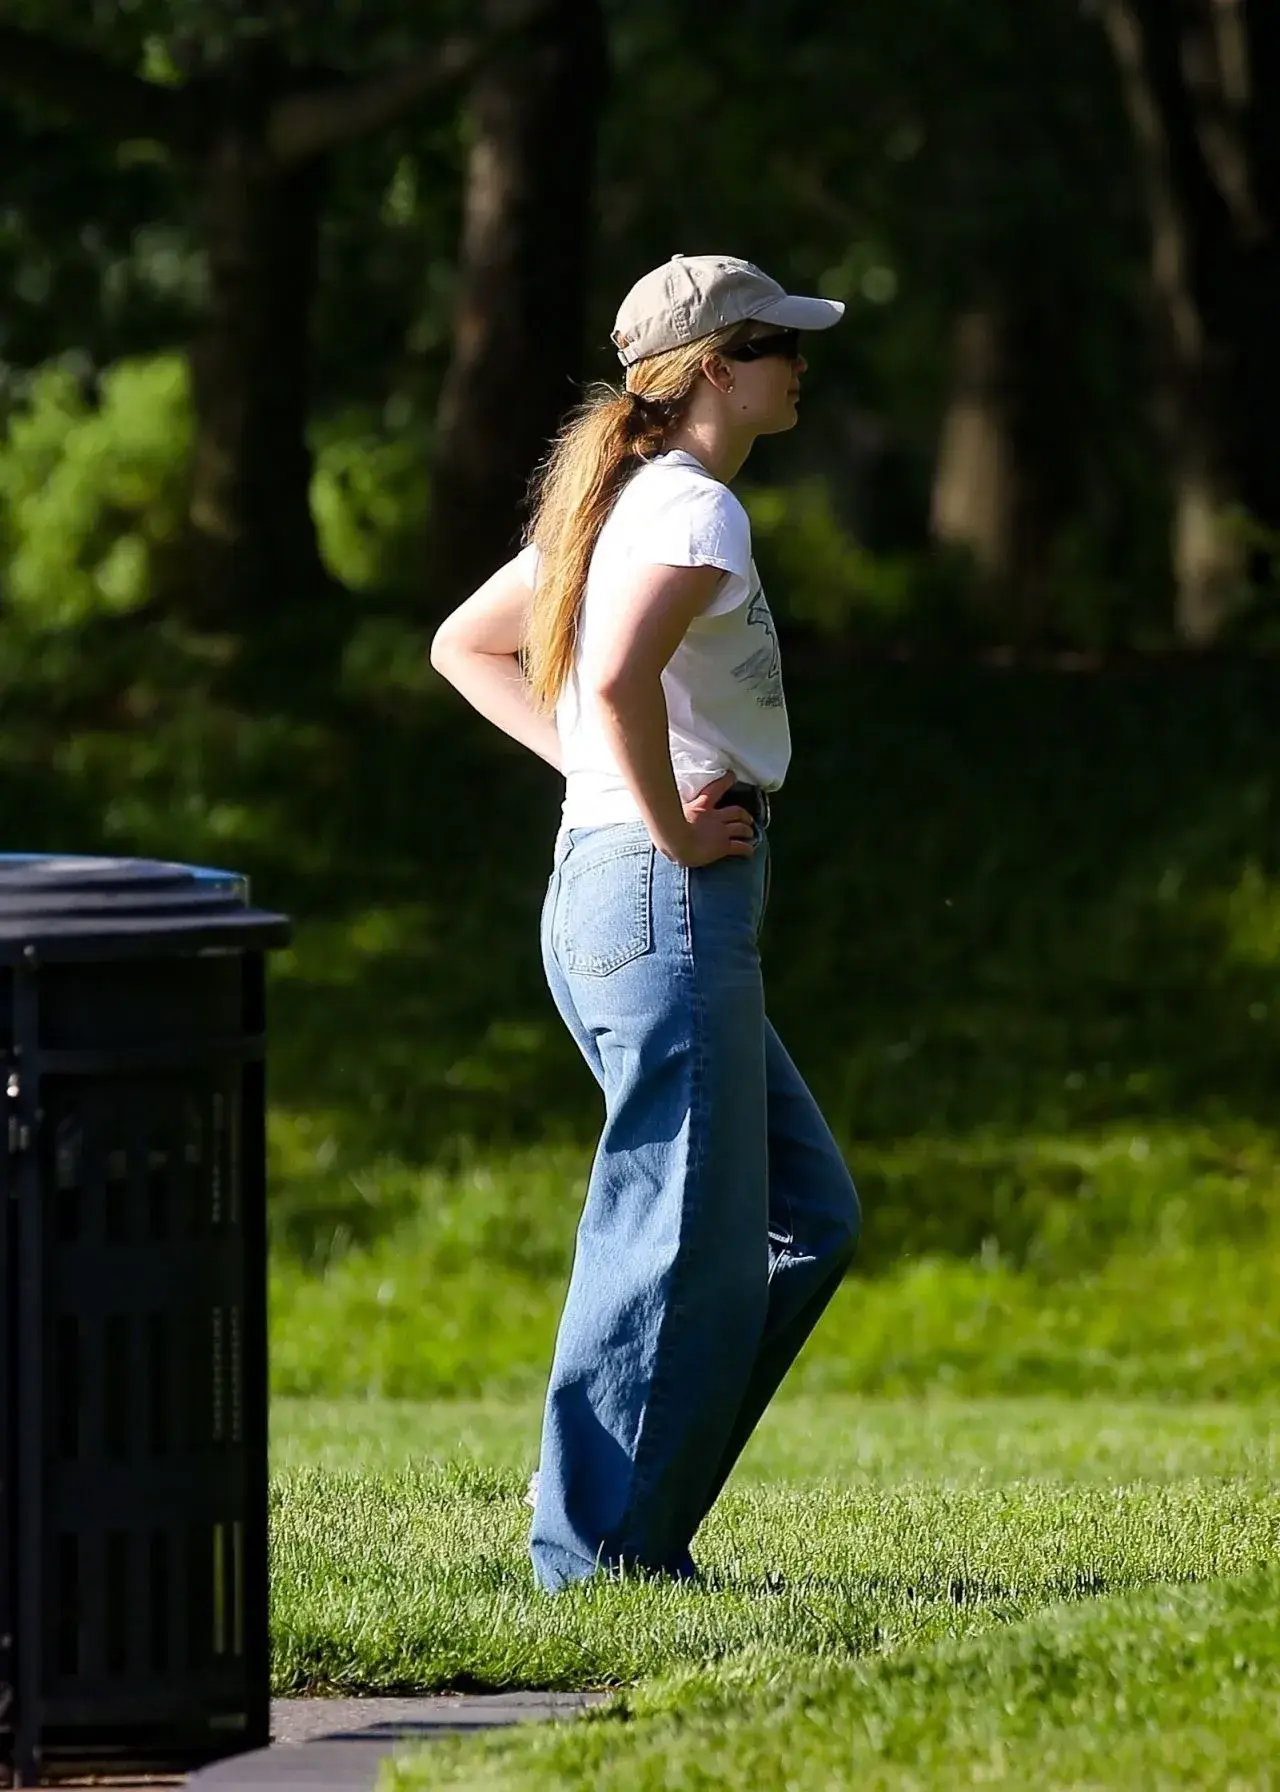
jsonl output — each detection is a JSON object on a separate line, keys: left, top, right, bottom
{"left": 750, "top": 294, "right": 845, "bottom": 332}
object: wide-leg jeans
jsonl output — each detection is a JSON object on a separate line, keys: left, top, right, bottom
{"left": 530, "top": 817, "right": 860, "bottom": 1592}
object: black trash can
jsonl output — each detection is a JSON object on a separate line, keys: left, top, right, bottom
{"left": 0, "top": 855, "right": 290, "bottom": 1785}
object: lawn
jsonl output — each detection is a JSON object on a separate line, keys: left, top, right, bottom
{"left": 255, "top": 659, "right": 1280, "bottom": 1405}
{"left": 387, "top": 1570, "right": 1280, "bottom": 1790}
{"left": 3, "top": 656, "right": 1280, "bottom": 1400}
{"left": 5, "top": 622, "right": 1280, "bottom": 1781}
{"left": 268, "top": 1394, "right": 1279, "bottom": 1787}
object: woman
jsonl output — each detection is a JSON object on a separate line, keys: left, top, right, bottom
{"left": 430, "top": 253, "right": 860, "bottom": 1592}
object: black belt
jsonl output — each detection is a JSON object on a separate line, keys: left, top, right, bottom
{"left": 716, "top": 781, "right": 772, "bottom": 829}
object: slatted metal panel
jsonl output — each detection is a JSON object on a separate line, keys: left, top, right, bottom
{"left": 2, "top": 951, "right": 271, "bottom": 1783}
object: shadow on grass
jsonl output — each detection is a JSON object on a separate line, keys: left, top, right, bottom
{"left": 2, "top": 624, "right": 1279, "bottom": 1270}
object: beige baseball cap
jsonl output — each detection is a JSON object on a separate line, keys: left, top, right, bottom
{"left": 611, "top": 253, "right": 845, "bottom": 367}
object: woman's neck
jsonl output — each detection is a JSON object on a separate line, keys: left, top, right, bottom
{"left": 663, "top": 412, "right": 755, "bottom": 485}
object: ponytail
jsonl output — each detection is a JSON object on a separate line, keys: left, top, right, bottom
{"left": 522, "top": 322, "right": 746, "bottom": 715}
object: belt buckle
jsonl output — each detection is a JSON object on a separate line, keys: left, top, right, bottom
{"left": 759, "top": 789, "right": 771, "bottom": 830}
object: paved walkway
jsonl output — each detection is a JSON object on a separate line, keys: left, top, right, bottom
{"left": 187, "top": 1693, "right": 611, "bottom": 1791}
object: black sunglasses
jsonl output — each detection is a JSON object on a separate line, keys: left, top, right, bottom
{"left": 724, "top": 328, "right": 801, "bottom": 362}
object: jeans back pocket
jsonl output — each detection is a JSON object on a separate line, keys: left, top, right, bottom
{"left": 556, "top": 839, "right": 654, "bottom": 977}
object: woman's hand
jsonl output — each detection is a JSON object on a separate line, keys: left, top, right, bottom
{"left": 658, "top": 770, "right": 757, "bottom": 866}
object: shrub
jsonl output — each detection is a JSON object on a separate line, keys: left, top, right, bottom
{"left": 0, "top": 353, "right": 191, "bottom": 625}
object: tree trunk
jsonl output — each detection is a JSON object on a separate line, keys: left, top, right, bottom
{"left": 1163, "top": 433, "right": 1246, "bottom": 648}
{"left": 430, "top": 0, "right": 607, "bottom": 609}
{"left": 187, "top": 114, "right": 333, "bottom": 626}
{"left": 931, "top": 306, "right": 1020, "bottom": 585}
{"left": 1100, "top": 0, "right": 1280, "bottom": 643}
{"left": 930, "top": 302, "right": 1067, "bottom": 642}
{"left": 0, "top": 18, "right": 495, "bottom": 639}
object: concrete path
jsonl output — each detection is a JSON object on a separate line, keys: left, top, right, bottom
{"left": 188, "top": 1693, "right": 611, "bottom": 1791}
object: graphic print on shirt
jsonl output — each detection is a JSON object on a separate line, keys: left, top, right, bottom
{"left": 730, "top": 566, "right": 784, "bottom": 710}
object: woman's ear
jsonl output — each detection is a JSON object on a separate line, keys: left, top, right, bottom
{"left": 702, "top": 351, "right": 735, "bottom": 396}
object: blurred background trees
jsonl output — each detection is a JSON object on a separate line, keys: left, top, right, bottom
{"left": 0, "top": 0, "right": 1275, "bottom": 655}
{"left": 1, "top": 0, "right": 1277, "bottom": 1399}
{"left": 1099, "top": 0, "right": 1280, "bottom": 645}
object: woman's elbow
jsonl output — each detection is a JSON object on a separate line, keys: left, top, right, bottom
{"left": 591, "top": 664, "right": 654, "bottom": 711}
{"left": 588, "top": 674, "right": 624, "bottom": 715}
{"left": 429, "top": 623, "right": 459, "bottom": 675}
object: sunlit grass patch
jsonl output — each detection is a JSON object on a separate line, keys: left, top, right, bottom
{"left": 270, "top": 1394, "right": 1280, "bottom": 1485}
{"left": 268, "top": 1397, "right": 1279, "bottom": 1696}
{"left": 384, "top": 1567, "right": 1280, "bottom": 1791}
{"left": 267, "top": 1147, "right": 1280, "bottom": 1399}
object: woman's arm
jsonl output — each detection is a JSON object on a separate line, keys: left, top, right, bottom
{"left": 590, "top": 563, "right": 754, "bottom": 867}
{"left": 429, "top": 556, "right": 562, "bottom": 772}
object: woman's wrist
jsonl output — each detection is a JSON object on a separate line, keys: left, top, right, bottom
{"left": 595, "top": 683, "right": 688, "bottom": 853}
{"left": 650, "top": 816, "right": 694, "bottom": 863}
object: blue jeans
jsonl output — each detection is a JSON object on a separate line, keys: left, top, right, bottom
{"left": 530, "top": 818, "right": 859, "bottom": 1591}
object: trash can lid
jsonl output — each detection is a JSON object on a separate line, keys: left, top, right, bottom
{"left": 0, "top": 854, "right": 291, "bottom": 962}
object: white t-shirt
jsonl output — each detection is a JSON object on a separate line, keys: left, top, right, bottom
{"left": 516, "top": 449, "right": 791, "bottom": 832}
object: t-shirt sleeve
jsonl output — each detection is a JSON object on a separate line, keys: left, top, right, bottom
{"left": 633, "top": 477, "right": 754, "bottom": 617}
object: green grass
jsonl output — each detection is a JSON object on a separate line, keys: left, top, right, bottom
{"left": 255, "top": 661, "right": 1280, "bottom": 1401}
{"left": 385, "top": 1570, "right": 1280, "bottom": 1790}
{"left": 271, "top": 1393, "right": 1280, "bottom": 1483}
{"left": 8, "top": 542, "right": 1278, "bottom": 1785}
{"left": 4, "top": 653, "right": 1280, "bottom": 1397}
{"left": 8, "top": 489, "right": 1278, "bottom": 1783}
{"left": 264, "top": 1395, "right": 1279, "bottom": 1789}
{"left": 269, "top": 1195, "right": 1280, "bottom": 1401}
{"left": 268, "top": 1396, "right": 1278, "bottom": 1698}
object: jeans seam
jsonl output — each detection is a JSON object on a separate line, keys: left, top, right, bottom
{"left": 771, "top": 1139, "right": 797, "bottom": 1253}
{"left": 611, "top": 868, "right": 706, "bottom": 1561}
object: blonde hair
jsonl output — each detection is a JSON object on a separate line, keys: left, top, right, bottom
{"left": 522, "top": 321, "right": 748, "bottom": 714}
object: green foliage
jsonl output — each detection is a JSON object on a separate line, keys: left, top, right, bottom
{"left": 0, "top": 352, "right": 190, "bottom": 624}
{"left": 597, "top": 0, "right": 1171, "bottom": 644}
{"left": 2, "top": 0, "right": 1272, "bottom": 645}
{"left": 744, "top": 478, "right": 976, "bottom": 640}
{"left": 0, "top": 351, "right": 434, "bottom": 643}
{"left": 310, "top": 411, "right": 431, "bottom": 595}
{"left": 0, "top": 0, "right": 479, "bottom": 84}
